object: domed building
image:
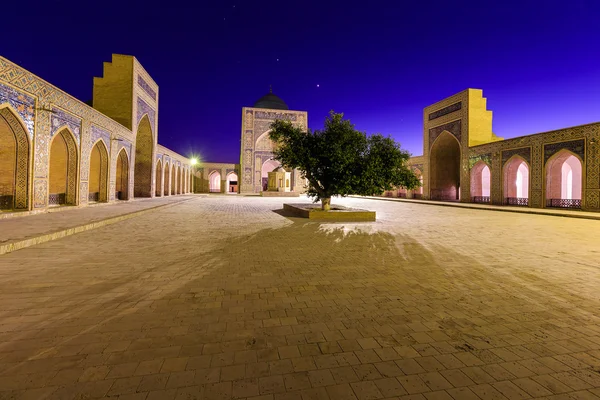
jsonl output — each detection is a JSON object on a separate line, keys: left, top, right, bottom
{"left": 239, "top": 88, "right": 308, "bottom": 195}
{"left": 253, "top": 88, "right": 289, "bottom": 110}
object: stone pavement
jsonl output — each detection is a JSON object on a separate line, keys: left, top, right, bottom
{"left": 0, "top": 195, "right": 195, "bottom": 255}
{"left": 0, "top": 195, "right": 599, "bottom": 400}
{"left": 358, "top": 196, "right": 600, "bottom": 221}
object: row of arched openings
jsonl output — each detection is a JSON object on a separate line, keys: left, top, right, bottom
{"left": 471, "top": 152, "right": 583, "bottom": 207}
{"left": 0, "top": 107, "right": 184, "bottom": 210}
{"left": 154, "top": 159, "right": 193, "bottom": 196}
{"left": 430, "top": 131, "right": 584, "bottom": 208}
{"left": 208, "top": 171, "right": 238, "bottom": 193}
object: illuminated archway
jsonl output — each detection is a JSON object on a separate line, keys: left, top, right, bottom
{"left": 503, "top": 156, "right": 529, "bottom": 206}
{"left": 49, "top": 128, "right": 78, "bottom": 206}
{"left": 115, "top": 148, "right": 129, "bottom": 200}
{"left": 261, "top": 159, "right": 280, "bottom": 192}
{"left": 155, "top": 159, "right": 163, "bottom": 197}
{"left": 170, "top": 164, "right": 176, "bottom": 195}
{"left": 134, "top": 115, "right": 154, "bottom": 197}
{"left": 545, "top": 150, "right": 582, "bottom": 208}
{"left": 178, "top": 166, "right": 182, "bottom": 194}
{"left": 226, "top": 172, "right": 238, "bottom": 193}
{"left": 163, "top": 162, "right": 170, "bottom": 196}
{"left": 88, "top": 140, "right": 109, "bottom": 202}
{"left": 470, "top": 161, "right": 491, "bottom": 203}
{"left": 0, "top": 106, "right": 30, "bottom": 210}
{"left": 412, "top": 167, "right": 423, "bottom": 199}
{"left": 429, "top": 131, "right": 461, "bottom": 201}
{"left": 209, "top": 170, "right": 221, "bottom": 192}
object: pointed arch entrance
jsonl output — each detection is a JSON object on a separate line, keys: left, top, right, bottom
{"left": 261, "top": 159, "right": 281, "bottom": 192}
{"left": 155, "top": 159, "right": 163, "bottom": 197}
{"left": 89, "top": 140, "right": 109, "bottom": 202}
{"left": 429, "top": 131, "right": 461, "bottom": 201}
{"left": 545, "top": 150, "right": 582, "bottom": 208}
{"left": 177, "top": 166, "right": 182, "bottom": 194}
{"left": 49, "top": 129, "right": 78, "bottom": 206}
{"left": 411, "top": 167, "right": 423, "bottom": 199}
{"left": 209, "top": 171, "right": 221, "bottom": 192}
{"left": 170, "top": 164, "right": 176, "bottom": 195}
{"left": 115, "top": 148, "right": 129, "bottom": 200}
{"left": 226, "top": 172, "right": 238, "bottom": 193}
{"left": 163, "top": 162, "right": 170, "bottom": 196}
{"left": 470, "top": 161, "right": 491, "bottom": 203}
{"left": 503, "top": 156, "right": 529, "bottom": 206}
{"left": 0, "top": 107, "right": 30, "bottom": 210}
{"left": 134, "top": 115, "right": 154, "bottom": 197}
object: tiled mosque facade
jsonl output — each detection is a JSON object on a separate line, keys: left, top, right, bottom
{"left": 0, "top": 54, "right": 193, "bottom": 214}
{"left": 2, "top": 54, "right": 598, "bottom": 213}
{"left": 391, "top": 89, "right": 600, "bottom": 212}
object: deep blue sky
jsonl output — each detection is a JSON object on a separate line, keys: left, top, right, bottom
{"left": 3, "top": 1, "right": 600, "bottom": 163}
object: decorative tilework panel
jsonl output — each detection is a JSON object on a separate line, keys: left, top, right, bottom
{"left": 428, "top": 102, "right": 462, "bottom": 121}
{"left": 429, "top": 120, "right": 461, "bottom": 148}
{"left": 469, "top": 153, "right": 492, "bottom": 169}
{"left": 544, "top": 139, "right": 585, "bottom": 164}
{"left": 51, "top": 108, "right": 81, "bottom": 145}
{"left": 137, "top": 76, "right": 156, "bottom": 101}
{"left": 0, "top": 82, "right": 35, "bottom": 139}
{"left": 136, "top": 97, "right": 156, "bottom": 129}
{"left": 502, "top": 147, "right": 531, "bottom": 166}
{"left": 34, "top": 179, "right": 47, "bottom": 208}
{"left": 255, "top": 111, "right": 298, "bottom": 121}
{"left": 91, "top": 125, "right": 110, "bottom": 150}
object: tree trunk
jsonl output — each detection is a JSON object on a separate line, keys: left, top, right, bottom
{"left": 321, "top": 197, "right": 331, "bottom": 211}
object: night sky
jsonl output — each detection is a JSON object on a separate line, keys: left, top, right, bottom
{"left": 3, "top": 1, "right": 600, "bottom": 163}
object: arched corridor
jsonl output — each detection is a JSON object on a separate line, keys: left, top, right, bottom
{"left": 412, "top": 167, "right": 423, "bottom": 199}
{"left": 0, "top": 107, "right": 30, "bottom": 210}
{"left": 261, "top": 159, "right": 280, "bottom": 192}
{"left": 134, "top": 115, "right": 154, "bottom": 197}
{"left": 177, "top": 166, "right": 182, "bottom": 194}
{"left": 470, "top": 161, "right": 491, "bottom": 203}
{"left": 115, "top": 149, "right": 129, "bottom": 200}
{"left": 170, "top": 164, "right": 176, "bottom": 195}
{"left": 49, "top": 129, "right": 78, "bottom": 206}
{"left": 503, "top": 156, "right": 529, "bottom": 206}
{"left": 88, "top": 140, "right": 109, "bottom": 202}
{"left": 226, "top": 172, "right": 238, "bottom": 193}
{"left": 429, "top": 132, "right": 461, "bottom": 201}
{"left": 209, "top": 171, "right": 221, "bottom": 192}
{"left": 546, "top": 150, "right": 582, "bottom": 208}
{"left": 155, "top": 159, "right": 162, "bottom": 197}
{"left": 163, "top": 162, "right": 170, "bottom": 196}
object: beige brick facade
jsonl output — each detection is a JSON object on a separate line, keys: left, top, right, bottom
{"left": 0, "top": 54, "right": 193, "bottom": 212}
{"left": 402, "top": 89, "right": 600, "bottom": 212}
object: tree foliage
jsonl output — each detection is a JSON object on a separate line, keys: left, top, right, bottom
{"left": 269, "top": 111, "right": 420, "bottom": 209}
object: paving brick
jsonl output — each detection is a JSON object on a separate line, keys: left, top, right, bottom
{"left": 2, "top": 197, "right": 600, "bottom": 399}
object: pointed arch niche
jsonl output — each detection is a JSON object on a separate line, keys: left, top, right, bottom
{"left": 88, "top": 140, "right": 109, "bottom": 202}
{"left": 545, "top": 150, "right": 582, "bottom": 209}
{"left": 470, "top": 161, "right": 491, "bottom": 203}
{"left": 0, "top": 106, "right": 30, "bottom": 210}
{"left": 503, "top": 156, "right": 529, "bottom": 206}
{"left": 49, "top": 128, "right": 78, "bottom": 206}
{"left": 429, "top": 131, "right": 461, "bottom": 201}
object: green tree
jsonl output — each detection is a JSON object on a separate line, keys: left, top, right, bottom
{"left": 269, "top": 111, "right": 420, "bottom": 210}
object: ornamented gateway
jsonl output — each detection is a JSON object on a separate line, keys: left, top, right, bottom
{"left": 392, "top": 89, "right": 600, "bottom": 212}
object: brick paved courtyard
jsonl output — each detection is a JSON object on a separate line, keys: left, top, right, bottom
{"left": 1, "top": 196, "right": 600, "bottom": 400}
